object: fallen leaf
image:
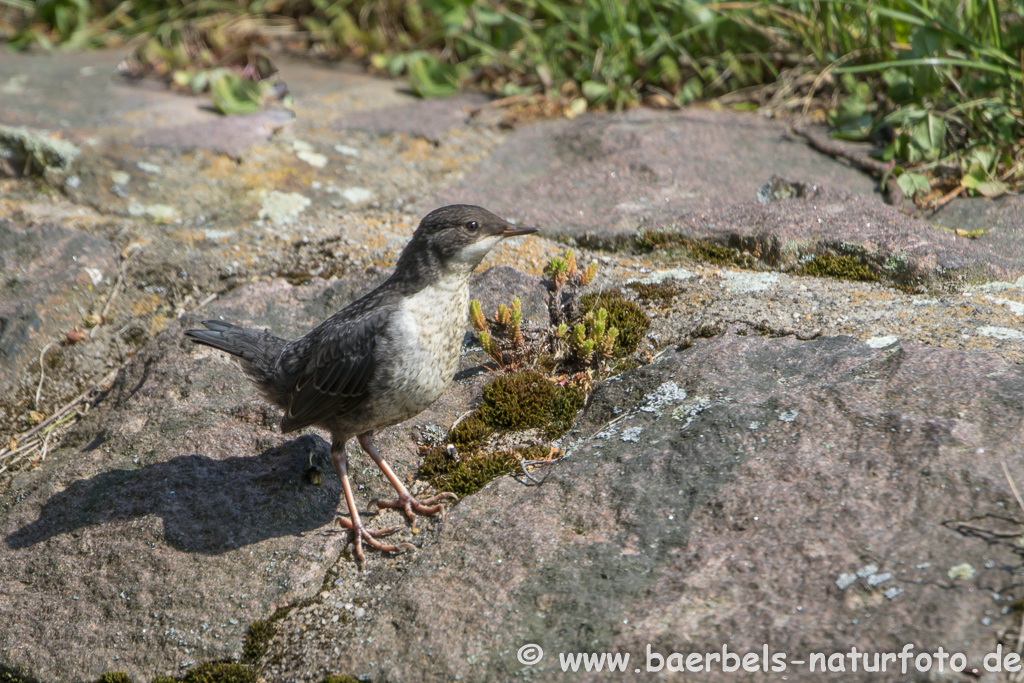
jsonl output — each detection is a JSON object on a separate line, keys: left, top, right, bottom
{"left": 65, "top": 329, "right": 89, "bottom": 344}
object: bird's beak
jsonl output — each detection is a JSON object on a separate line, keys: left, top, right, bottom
{"left": 501, "top": 224, "right": 539, "bottom": 237}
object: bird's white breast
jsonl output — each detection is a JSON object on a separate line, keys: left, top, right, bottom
{"left": 376, "top": 271, "right": 469, "bottom": 422}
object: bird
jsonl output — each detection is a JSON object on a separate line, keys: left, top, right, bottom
{"left": 185, "top": 205, "right": 538, "bottom": 567}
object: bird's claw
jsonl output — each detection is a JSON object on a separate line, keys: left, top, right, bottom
{"left": 334, "top": 516, "right": 415, "bottom": 568}
{"left": 368, "top": 491, "right": 458, "bottom": 529}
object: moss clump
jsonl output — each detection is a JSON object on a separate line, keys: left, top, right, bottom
{"left": 0, "top": 666, "right": 40, "bottom": 683}
{"left": 687, "top": 241, "right": 743, "bottom": 266}
{"left": 95, "top": 675, "right": 133, "bottom": 683}
{"left": 612, "top": 357, "right": 642, "bottom": 375}
{"left": 242, "top": 620, "right": 274, "bottom": 662}
{"left": 796, "top": 254, "right": 876, "bottom": 281}
{"left": 638, "top": 231, "right": 757, "bottom": 267}
{"left": 579, "top": 291, "right": 649, "bottom": 355}
{"left": 548, "top": 385, "right": 585, "bottom": 438}
{"left": 478, "top": 370, "right": 583, "bottom": 437}
{"left": 636, "top": 229, "right": 687, "bottom": 251}
{"left": 180, "top": 662, "right": 256, "bottom": 683}
{"left": 627, "top": 281, "right": 680, "bottom": 304}
{"left": 478, "top": 371, "right": 559, "bottom": 430}
{"left": 418, "top": 372, "right": 584, "bottom": 497}
{"left": 321, "top": 676, "right": 360, "bottom": 683}
{"left": 420, "top": 446, "right": 519, "bottom": 498}
{"left": 448, "top": 413, "right": 493, "bottom": 453}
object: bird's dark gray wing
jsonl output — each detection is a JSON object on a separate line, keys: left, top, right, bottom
{"left": 278, "top": 303, "right": 393, "bottom": 433}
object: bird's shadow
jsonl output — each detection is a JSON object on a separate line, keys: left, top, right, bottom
{"left": 5, "top": 434, "right": 341, "bottom": 554}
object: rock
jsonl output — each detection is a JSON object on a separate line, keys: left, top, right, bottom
{"left": 427, "top": 107, "right": 877, "bottom": 234}
{"left": 0, "top": 279, "right": 346, "bottom": 681}
{"left": 636, "top": 190, "right": 1024, "bottom": 291}
{"left": 0, "top": 124, "right": 80, "bottom": 180}
{"left": 0, "top": 221, "right": 118, "bottom": 398}
{"left": 138, "top": 108, "right": 295, "bottom": 158}
{"left": 5, "top": 46, "right": 1024, "bottom": 683}
{"left": 337, "top": 93, "right": 490, "bottom": 142}
{"left": 258, "top": 190, "right": 312, "bottom": 225}
{"left": 0, "top": 270, "right": 498, "bottom": 682}
{"left": 932, "top": 194, "right": 1024, "bottom": 266}
{"left": 260, "top": 332, "right": 1024, "bottom": 682}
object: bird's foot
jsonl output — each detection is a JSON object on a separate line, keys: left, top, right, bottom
{"left": 334, "top": 516, "right": 414, "bottom": 568}
{"left": 368, "top": 491, "right": 458, "bottom": 530}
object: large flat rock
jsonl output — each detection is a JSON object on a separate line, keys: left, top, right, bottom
{"left": 933, "top": 195, "right": 1024, "bottom": 267}
{"left": 0, "top": 279, "right": 349, "bottom": 681}
{"left": 427, "top": 107, "right": 1024, "bottom": 291}
{"left": 427, "top": 107, "right": 878, "bottom": 233}
{"left": 336, "top": 93, "right": 491, "bottom": 142}
{"left": 0, "top": 266, "right": 544, "bottom": 681}
{"left": 5, "top": 47, "right": 1024, "bottom": 683}
{"left": 259, "top": 333, "right": 1024, "bottom": 682}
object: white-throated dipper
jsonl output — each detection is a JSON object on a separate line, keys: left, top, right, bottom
{"left": 185, "top": 205, "right": 538, "bottom": 566}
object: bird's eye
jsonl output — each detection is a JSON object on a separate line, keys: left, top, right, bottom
{"left": 465, "top": 221, "right": 479, "bottom": 232}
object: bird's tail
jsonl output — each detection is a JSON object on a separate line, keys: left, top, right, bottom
{"left": 185, "top": 320, "right": 287, "bottom": 386}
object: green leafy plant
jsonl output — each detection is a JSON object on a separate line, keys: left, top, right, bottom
{"left": 568, "top": 308, "right": 619, "bottom": 362}
{"left": 470, "top": 296, "right": 525, "bottom": 368}
{"left": 5, "top": 0, "right": 1021, "bottom": 192}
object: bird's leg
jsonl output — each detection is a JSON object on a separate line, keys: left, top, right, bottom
{"left": 330, "top": 441, "right": 413, "bottom": 568}
{"left": 359, "top": 432, "right": 458, "bottom": 532}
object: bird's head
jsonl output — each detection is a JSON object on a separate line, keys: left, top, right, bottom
{"left": 399, "top": 204, "right": 539, "bottom": 277}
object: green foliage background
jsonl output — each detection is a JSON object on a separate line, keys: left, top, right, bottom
{"left": 2, "top": 0, "right": 1022, "bottom": 196}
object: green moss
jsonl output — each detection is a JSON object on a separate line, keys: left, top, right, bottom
{"left": 692, "top": 325, "right": 721, "bottom": 339}
{"left": 687, "top": 241, "right": 742, "bottom": 266}
{"left": 420, "top": 446, "right": 519, "bottom": 498}
{"left": 626, "top": 281, "right": 679, "bottom": 304}
{"left": 476, "top": 371, "right": 584, "bottom": 436}
{"left": 448, "top": 413, "right": 493, "bottom": 453}
{"left": 151, "top": 677, "right": 178, "bottom": 683}
{"left": 509, "top": 444, "right": 556, "bottom": 461}
{"left": 179, "top": 662, "right": 256, "bottom": 683}
{"left": 321, "top": 676, "right": 361, "bottom": 683}
{"left": 418, "top": 446, "right": 453, "bottom": 481}
{"left": 612, "top": 358, "right": 642, "bottom": 374}
{"left": 579, "top": 291, "right": 650, "bottom": 354}
{"left": 95, "top": 675, "right": 133, "bottom": 683}
{"left": 548, "top": 385, "right": 584, "bottom": 438}
{"left": 637, "top": 230, "right": 758, "bottom": 268}
{"left": 0, "top": 666, "right": 41, "bottom": 683}
{"left": 478, "top": 371, "right": 560, "bottom": 430}
{"left": 242, "top": 620, "right": 274, "bottom": 662}
{"left": 796, "top": 254, "right": 876, "bottom": 281}
{"left": 419, "top": 372, "right": 584, "bottom": 498}
{"left": 636, "top": 228, "right": 687, "bottom": 251}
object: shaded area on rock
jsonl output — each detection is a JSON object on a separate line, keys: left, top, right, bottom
{"left": 6, "top": 434, "right": 336, "bottom": 553}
